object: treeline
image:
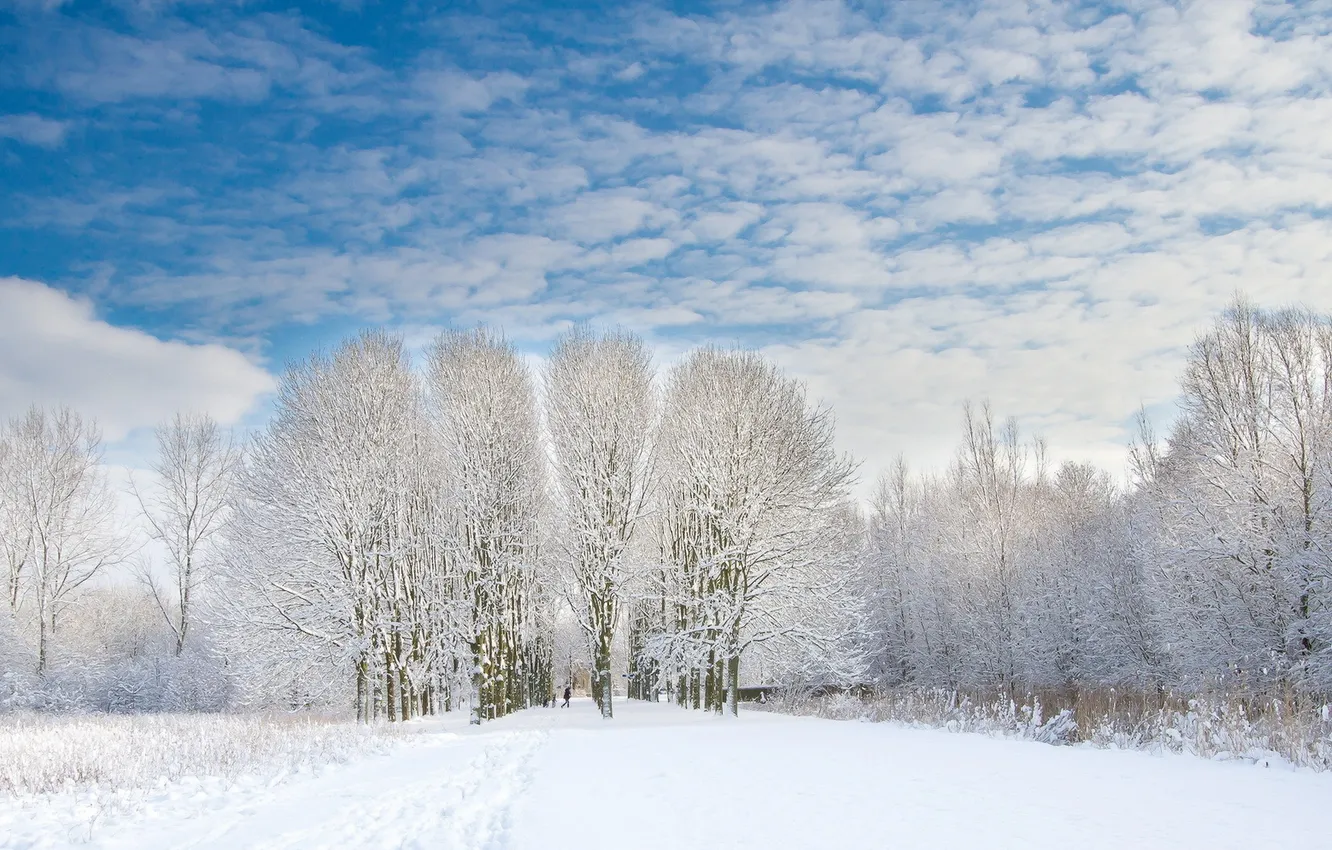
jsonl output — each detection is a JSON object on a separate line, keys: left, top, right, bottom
{"left": 216, "top": 330, "right": 859, "bottom": 722}
{"left": 0, "top": 407, "right": 236, "bottom": 712}
{"left": 861, "top": 300, "right": 1332, "bottom": 701}
{"left": 0, "top": 327, "right": 858, "bottom": 721}
{"left": 3, "top": 298, "right": 1330, "bottom": 721}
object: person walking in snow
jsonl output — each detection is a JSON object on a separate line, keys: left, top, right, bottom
{"left": 561, "top": 685, "right": 572, "bottom": 708}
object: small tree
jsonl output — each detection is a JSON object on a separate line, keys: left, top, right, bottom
{"left": 4, "top": 406, "right": 128, "bottom": 674}
{"left": 132, "top": 412, "right": 241, "bottom": 656}
{"left": 0, "top": 432, "right": 32, "bottom": 613}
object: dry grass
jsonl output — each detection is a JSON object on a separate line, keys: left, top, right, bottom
{"left": 0, "top": 712, "right": 395, "bottom": 797}
{"left": 767, "top": 686, "right": 1332, "bottom": 770}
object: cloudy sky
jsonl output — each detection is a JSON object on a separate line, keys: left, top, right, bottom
{"left": 2, "top": 0, "right": 1330, "bottom": 485}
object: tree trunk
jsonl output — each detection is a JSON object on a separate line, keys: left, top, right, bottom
{"left": 726, "top": 654, "right": 740, "bottom": 717}
{"left": 399, "top": 668, "right": 410, "bottom": 721}
{"left": 595, "top": 627, "right": 614, "bottom": 719}
{"left": 469, "top": 640, "right": 484, "bottom": 725}
{"left": 386, "top": 658, "right": 398, "bottom": 722}
{"left": 36, "top": 614, "right": 48, "bottom": 676}
{"left": 176, "top": 555, "right": 191, "bottom": 657}
{"left": 704, "top": 652, "right": 717, "bottom": 714}
{"left": 356, "top": 657, "right": 370, "bottom": 723}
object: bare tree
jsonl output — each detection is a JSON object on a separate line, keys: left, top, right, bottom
{"left": 954, "top": 402, "right": 1035, "bottom": 695}
{"left": 846, "top": 300, "right": 1332, "bottom": 703}
{"left": 3, "top": 406, "right": 128, "bottom": 674}
{"left": 865, "top": 456, "right": 922, "bottom": 686}
{"left": 132, "top": 413, "right": 241, "bottom": 656}
{"left": 0, "top": 432, "right": 32, "bottom": 614}
{"left": 544, "top": 327, "right": 656, "bottom": 719}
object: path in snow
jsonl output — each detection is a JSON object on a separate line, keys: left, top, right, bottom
{"left": 4, "top": 698, "right": 1331, "bottom": 849}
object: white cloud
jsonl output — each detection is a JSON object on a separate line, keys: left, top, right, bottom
{"left": 50, "top": 30, "right": 271, "bottom": 103}
{"left": 0, "top": 113, "right": 70, "bottom": 147}
{"left": 413, "top": 69, "right": 529, "bottom": 113}
{"left": 764, "top": 216, "right": 1332, "bottom": 489}
{"left": 22, "top": 14, "right": 380, "bottom": 107}
{"left": 549, "top": 190, "right": 673, "bottom": 244}
{"left": 0, "top": 278, "right": 275, "bottom": 440}
{"left": 686, "top": 203, "right": 763, "bottom": 242}
{"left": 614, "top": 62, "right": 646, "bottom": 82}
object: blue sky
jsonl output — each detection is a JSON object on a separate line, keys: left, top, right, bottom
{"left": 3, "top": 0, "right": 1331, "bottom": 481}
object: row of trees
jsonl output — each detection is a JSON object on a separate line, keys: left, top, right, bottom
{"left": 214, "top": 330, "right": 555, "bottom": 723}
{"left": 860, "top": 301, "right": 1332, "bottom": 699}
{"left": 0, "top": 327, "right": 850, "bottom": 722}
{"left": 211, "top": 329, "right": 861, "bottom": 721}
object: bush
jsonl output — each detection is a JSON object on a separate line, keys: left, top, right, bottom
{"left": 0, "top": 712, "right": 392, "bottom": 797}
{"left": 0, "top": 652, "right": 232, "bottom": 714}
{"left": 765, "top": 686, "right": 1332, "bottom": 769}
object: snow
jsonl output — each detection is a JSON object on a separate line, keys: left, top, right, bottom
{"left": 3, "top": 699, "right": 1329, "bottom": 849}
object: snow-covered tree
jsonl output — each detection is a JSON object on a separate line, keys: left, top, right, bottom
{"left": 7, "top": 297, "right": 1329, "bottom": 719}
{"left": 544, "top": 327, "right": 656, "bottom": 719}
{"left": 0, "top": 432, "right": 31, "bottom": 614}
{"left": 216, "top": 332, "right": 437, "bottom": 720}
{"left": 1142, "top": 300, "right": 1332, "bottom": 693}
{"left": 852, "top": 299, "right": 1332, "bottom": 704}
{"left": 131, "top": 412, "right": 241, "bottom": 656}
{"left": 860, "top": 411, "right": 1137, "bottom": 696}
{"left": 425, "top": 327, "right": 549, "bottom": 724}
{"left": 0, "top": 406, "right": 128, "bottom": 674}
{"left": 864, "top": 456, "right": 923, "bottom": 686}
{"left": 646, "top": 348, "right": 859, "bottom": 716}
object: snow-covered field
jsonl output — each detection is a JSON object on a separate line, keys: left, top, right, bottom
{"left": 0, "top": 713, "right": 389, "bottom": 797}
{"left": 3, "top": 699, "right": 1329, "bottom": 849}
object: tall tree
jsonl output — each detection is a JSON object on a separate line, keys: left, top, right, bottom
{"left": 545, "top": 327, "right": 656, "bottom": 719}
{"left": 0, "top": 432, "right": 31, "bottom": 614}
{"left": 952, "top": 402, "right": 1040, "bottom": 695}
{"left": 217, "top": 332, "right": 436, "bottom": 720}
{"left": 865, "top": 456, "right": 922, "bottom": 686}
{"left": 1145, "top": 300, "right": 1332, "bottom": 692}
{"left": 648, "top": 348, "right": 858, "bottom": 716}
{"left": 426, "top": 328, "right": 547, "bottom": 724}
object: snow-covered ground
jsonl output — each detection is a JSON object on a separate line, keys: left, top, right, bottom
{"left": 3, "top": 698, "right": 1329, "bottom": 849}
